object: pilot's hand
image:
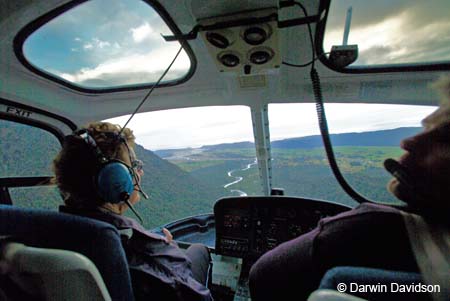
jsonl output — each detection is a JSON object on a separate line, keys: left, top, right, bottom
{"left": 162, "top": 228, "right": 173, "bottom": 243}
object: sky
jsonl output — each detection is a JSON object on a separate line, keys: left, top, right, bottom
{"left": 106, "top": 104, "right": 437, "bottom": 150}
{"left": 22, "top": 0, "right": 447, "bottom": 150}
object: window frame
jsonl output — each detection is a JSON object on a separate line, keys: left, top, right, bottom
{"left": 13, "top": 0, "right": 197, "bottom": 93}
{"left": 0, "top": 98, "right": 69, "bottom": 204}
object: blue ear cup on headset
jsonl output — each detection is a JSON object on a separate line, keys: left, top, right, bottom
{"left": 73, "top": 129, "right": 136, "bottom": 204}
{"left": 96, "top": 161, "right": 134, "bottom": 204}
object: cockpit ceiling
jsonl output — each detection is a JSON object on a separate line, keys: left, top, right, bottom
{"left": 188, "top": 0, "right": 279, "bottom": 20}
{"left": 0, "top": 0, "right": 449, "bottom": 124}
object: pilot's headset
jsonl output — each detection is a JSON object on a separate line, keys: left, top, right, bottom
{"left": 73, "top": 129, "right": 145, "bottom": 222}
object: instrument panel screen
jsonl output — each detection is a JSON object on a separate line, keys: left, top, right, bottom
{"left": 214, "top": 196, "right": 350, "bottom": 259}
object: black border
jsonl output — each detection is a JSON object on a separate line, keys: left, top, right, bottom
{"left": 13, "top": 0, "right": 197, "bottom": 93}
{"left": 316, "top": 0, "right": 450, "bottom": 73}
{"left": 0, "top": 98, "right": 77, "bottom": 132}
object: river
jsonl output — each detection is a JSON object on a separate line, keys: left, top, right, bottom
{"left": 223, "top": 158, "right": 257, "bottom": 196}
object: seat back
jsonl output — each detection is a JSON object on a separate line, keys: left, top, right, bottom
{"left": 0, "top": 242, "right": 111, "bottom": 300}
{"left": 0, "top": 205, "right": 134, "bottom": 301}
{"left": 308, "top": 289, "right": 367, "bottom": 301}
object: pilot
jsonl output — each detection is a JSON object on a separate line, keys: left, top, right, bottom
{"left": 249, "top": 77, "right": 450, "bottom": 301}
{"left": 52, "top": 121, "right": 213, "bottom": 301}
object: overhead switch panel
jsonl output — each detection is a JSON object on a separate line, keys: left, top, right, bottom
{"left": 199, "top": 8, "right": 281, "bottom": 75}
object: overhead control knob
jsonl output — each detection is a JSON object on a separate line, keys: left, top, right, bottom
{"left": 248, "top": 47, "right": 274, "bottom": 65}
{"left": 243, "top": 26, "right": 267, "bottom": 45}
{"left": 218, "top": 51, "right": 241, "bottom": 67}
{"left": 206, "top": 32, "right": 231, "bottom": 49}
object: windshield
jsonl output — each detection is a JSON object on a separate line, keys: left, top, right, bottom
{"left": 105, "top": 103, "right": 437, "bottom": 228}
{"left": 107, "top": 106, "right": 259, "bottom": 229}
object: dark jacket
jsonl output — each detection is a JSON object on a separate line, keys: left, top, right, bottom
{"left": 60, "top": 206, "right": 212, "bottom": 301}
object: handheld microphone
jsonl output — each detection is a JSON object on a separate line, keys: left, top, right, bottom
{"left": 383, "top": 158, "right": 415, "bottom": 190}
{"left": 383, "top": 158, "right": 430, "bottom": 205}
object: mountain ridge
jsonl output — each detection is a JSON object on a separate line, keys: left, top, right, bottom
{"left": 154, "top": 127, "right": 421, "bottom": 157}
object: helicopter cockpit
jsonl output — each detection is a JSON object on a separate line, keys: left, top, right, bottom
{"left": 1, "top": 0, "right": 449, "bottom": 300}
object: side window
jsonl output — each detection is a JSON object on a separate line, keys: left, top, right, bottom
{"left": 0, "top": 119, "right": 62, "bottom": 210}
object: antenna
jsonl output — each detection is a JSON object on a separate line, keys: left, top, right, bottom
{"left": 342, "top": 7, "right": 352, "bottom": 46}
{"left": 119, "top": 45, "right": 183, "bottom": 134}
{"left": 328, "top": 6, "right": 358, "bottom": 68}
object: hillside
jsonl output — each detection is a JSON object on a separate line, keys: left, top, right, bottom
{"left": 131, "top": 145, "right": 225, "bottom": 227}
{"left": 1, "top": 121, "right": 224, "bottom": 228}
{"left": 272, "top": 127, "right": 422, "bottom": 149}
{"left": 3, "top": 121, "right": 417, "bottom": 229}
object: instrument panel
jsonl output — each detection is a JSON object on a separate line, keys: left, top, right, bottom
{"left": 214, "top": 196, "right": 351, "bottom": 259}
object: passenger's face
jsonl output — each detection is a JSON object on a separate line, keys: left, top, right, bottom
{"left": 130, "top": 167, "right": 144, "bottom": 205}
{"left": 388, "top": 105, "right": 450, "bottom": 208}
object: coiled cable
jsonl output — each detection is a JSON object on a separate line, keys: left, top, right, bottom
{"left": 311, "top": 67, "right": 373, "bottom": 203}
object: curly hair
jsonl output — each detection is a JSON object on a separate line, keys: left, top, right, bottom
{"left": 53, "top": 122, "right": 136, "bottom": 208}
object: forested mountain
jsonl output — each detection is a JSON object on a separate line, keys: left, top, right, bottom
{"left": 3, "top": 120, "right": 417, "bottom": 229}
{"left": 272, "top": 127, "right": 422, "bottom": 149}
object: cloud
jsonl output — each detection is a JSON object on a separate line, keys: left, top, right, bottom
{"left": 357, "top": 46, "right": 394, "bottom": 65}
{"left": 58, "top": 45, "right": 190, "bottom": 86}
{"left": 130, "top": 22, "right": 154, "bottom": 43}
{"left": 106, "top": 106, "right": 254, "bottom": 150}
{"left": 93, "top": 38, "right": 110, "bottom": 49}
{"left": 82, "top": 38, "right": 112, "bottom": 51}
{"left": 326, "top": 0, "right": 450, "bottom": 33}
{"left": 83, "top": 43, "right": 93, "bottom": 50}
